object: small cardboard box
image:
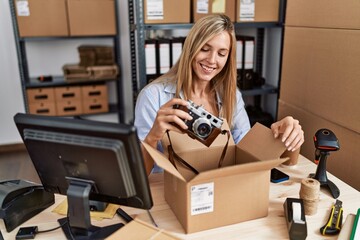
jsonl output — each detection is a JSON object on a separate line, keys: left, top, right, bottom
{"left": 192, "top": 0, "right": 236, "bottom": 22}
{"left": 81, "top": 84, "right": 108, "bottom": 100}
{"left": 67, "top": 0, "right": 116, "bottom": 36}
{"left": 27, "top": 88, "right": 55, "bottom": 103}
{"left": 54, "top": 86, "right": 82, "bottom": 102}
{"left": 82, "top": 97, "right": 109, "bottom": 114}
{"left": 143, "top": 0, "right": 190, "bottom": 24}
{"left": 236, "top": 0, "right": 279, "bottom": 23}
{"left": 14, "top": 0, "right": 69, "bottom": 37}
{"left": 143, "top": 122, "right": 288, "bottom": 233}
{"left": 28, "top": 102, "right": 57, "bottom": 116}
{"left": 56, "top": 99, "right": 83, "bottom": 116}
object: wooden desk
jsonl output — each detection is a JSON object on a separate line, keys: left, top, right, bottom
{"left": 1, "top": 155, "right": 359, "bottom": 239}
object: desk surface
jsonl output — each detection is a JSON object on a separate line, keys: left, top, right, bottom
{"left": 1, "top": 155, "right": 359, "bottom": 239}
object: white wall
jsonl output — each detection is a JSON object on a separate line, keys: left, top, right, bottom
{"left": 0, "top": 0, "right": 25, "bottom": 145}
{"left": 0, "top": 1, "right": 133, "bottom": 145}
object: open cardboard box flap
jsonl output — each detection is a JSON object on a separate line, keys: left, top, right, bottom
{"left": 143, "top": 122, "right": 288, "bottom": 182}
{"left": 142, "top": 142, "right": 186, "bottom": 181}
{"left": 237, "top": 123, "right": 287, "bottom": 160}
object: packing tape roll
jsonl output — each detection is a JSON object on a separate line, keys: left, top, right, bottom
{"left": 292, "top": 202, "right": 304, "bottom": 224}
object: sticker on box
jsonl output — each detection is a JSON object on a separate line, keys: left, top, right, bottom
{"left": 212, "top": 0, "right": 225, "bottom": 13}
{"left": 239, "top": 0, "right": 255, "bottom": 21}
{"left": 196, "top": 0, "right": 209, "bottom": 14}
{"left": 146, "top": 0, "right": 164, "bottom": 20}
{"left": 16, "top": 0, "right": 30, "bottom": 16}
{"left": 191, "top": 182, "right": 214, "bottom": 215}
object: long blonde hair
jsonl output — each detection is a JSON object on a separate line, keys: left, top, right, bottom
{"left": 154, "top": 14, "right": 237, "bottom": 128}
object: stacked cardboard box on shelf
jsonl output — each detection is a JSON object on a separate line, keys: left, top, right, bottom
{"left": 236, "top": 0, "right": 279, "bottom": 23}
{"left": 26, "top": 84, "right": 108, "bottom": 116}
{"left": 143, "top": 0, "right": 190, "bottom": 24}
{"left": 27, "top": 88, "right": 57, "bottom": 115}
{"left": 143, "top": 0, "right": 280, "bottom": 24}
{"left": 278, "top": 0, "right": 360, "bottom": 190}
{"left": 63, "top": 45, "right": 119, "bottom": 83}
{"left": 14, "top": 0, "right": 116, "bottom": 37}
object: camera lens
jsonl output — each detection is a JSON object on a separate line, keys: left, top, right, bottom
{"left": 193, "top": 118, "right": 212, "bottom": 138}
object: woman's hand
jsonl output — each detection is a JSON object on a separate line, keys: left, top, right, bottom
{"left": 144, "top": 98, "right": 192, "bottom": 147}
{"left": 271, "top": 116, "right": 304, "bottom": 151}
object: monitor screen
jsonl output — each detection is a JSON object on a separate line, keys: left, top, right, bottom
{"left": 14, "top": 113, "right": 153, "bottom": 239}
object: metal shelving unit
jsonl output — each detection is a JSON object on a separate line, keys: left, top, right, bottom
{"left": 9, "top": 0, "right": 125, "bottom": 122}
{"left": 129, "top": 0, "right": 286, "bottom": 116}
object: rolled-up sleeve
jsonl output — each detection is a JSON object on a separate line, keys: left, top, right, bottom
{"left": 231, "top": 90, "right": 251, "bottom": 144}
{"left": 135, "top": 85, "right": 161, "bottom": 141}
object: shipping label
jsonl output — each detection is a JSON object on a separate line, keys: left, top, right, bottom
{"left": 190, "top": 182, "right": 214, "bottom": 215}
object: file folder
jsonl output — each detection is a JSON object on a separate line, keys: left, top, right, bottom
{"left": 145, "top": 39, "right": 158, "bottom": 83}
{"left": 170, "top": 37, "right": 184, "bottom": 67}
{"left": 157, "top": 38, "right": 171, "bottom": 74}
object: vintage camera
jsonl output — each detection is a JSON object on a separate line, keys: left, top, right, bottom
{"left": 173, "top": 100, "right": 223, "bottom": 147}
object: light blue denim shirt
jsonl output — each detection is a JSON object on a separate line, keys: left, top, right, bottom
{"left": 134, "top": 81, "right": 251, "bottom": 151}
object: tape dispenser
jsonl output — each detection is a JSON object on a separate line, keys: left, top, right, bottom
{"left": 283, "top": 198, "right": 307, "bottom": 240}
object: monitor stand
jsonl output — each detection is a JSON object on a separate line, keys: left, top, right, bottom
{"left": 58, "top": 179, "right": 123, "bottom": 240}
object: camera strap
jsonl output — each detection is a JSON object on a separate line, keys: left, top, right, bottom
{"left": 166, "top": 130, "right": 231, "bottom": 175}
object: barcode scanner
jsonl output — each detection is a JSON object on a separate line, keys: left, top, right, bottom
{"left": 310, "top": 129, "right": 340, "bottom": 199}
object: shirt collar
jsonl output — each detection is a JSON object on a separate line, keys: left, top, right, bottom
{"left": 163, "top": 81, "right": 222, "bottom": 108}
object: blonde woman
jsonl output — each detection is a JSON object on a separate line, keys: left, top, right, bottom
{"left": 135, "top": 14, "right": 304, "bottom": 174}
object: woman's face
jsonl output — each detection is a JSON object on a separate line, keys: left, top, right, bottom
{"left": 192, "top": 31, "right": 231, "bottom": 83}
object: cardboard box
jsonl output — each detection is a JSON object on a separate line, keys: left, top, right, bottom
{"left": 54, "top": 86, "right": 82, "bottom": 102}
{"left": 143, "top": 122, "right": 288, "bottom": 233}
{"left": 236, "top": 0, "right": 279, "bottom": 23}
{"left": 277, "top": 100, "right": 360, "bottom": 191}
{"left": 286, "top": 0, "right": 360, "bottom": 29}
{"left": 81, "top": 84, "right": 108, "bottom": 100}
{"left": 63, "top": 64, "right": 119, "bottom": 83}
{"left": 280, "top": 27, "right": 360, "bottom": 133}
{"left": 67, "top": 0, "right": 116, "bottom": 36}
{"left": 106, "top": 219, "right": 181, "bottom": 240}
{"left": 14, "top": 0, "right": 69, "bottom": 37}
{"left": 143, "top": 0, "right": 190, "bottom": 24}
{"left": 28, "top": 102, "right": 57, "bottom": 116}
{"left": 27, "top": 88, "right": 55, "bottom": 103}
{"left": 56, "top": 100, "right": 83, "bottom": 116}
{"left": 192, "top": 0, "right": 236, "bottom": 22}
{"left": 82, "top": 98, "right": 109, "bottom": 114}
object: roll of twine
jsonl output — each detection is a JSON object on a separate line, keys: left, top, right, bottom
{"left": 299, "top": 178, "right": 320, "bottom": 215}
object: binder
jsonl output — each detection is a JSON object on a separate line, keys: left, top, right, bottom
{"left": 236, "top": 35, "right": 255, "bottom": 90}
{"left": 236, "top": 35, "right": 254, "bottom": 70}
{"left": 145, "top": 39, "right": 158, "bottom": 83}
{"left": 170, "top": 37, "right": 184, "bottom": 67}
{"left": 157, "top": 38, "right": 171, "bottom": 74}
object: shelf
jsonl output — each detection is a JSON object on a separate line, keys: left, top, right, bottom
{"left": 19, "top": 35, "right": 117, "bottom": 42}
{"left": 143, "top": 23, "right": 193, "bottom": 30}
{"left": 9, "top": 0, "right": 125, "bottom": 122}
{"left": 26, "top": 76, "right": 118, "bottom": 88}
{"left": 142, "top": 21, "right": 283, "bottom": 31}
{"left": 240, "top": 84, "right": 278, "bottom": 96}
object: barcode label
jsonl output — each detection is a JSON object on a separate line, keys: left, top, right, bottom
{"left": 16, "top": 0, "right": 30, "bottom": 16}
{"left": 191, "top": 182, "right": 214, "bottom": 215}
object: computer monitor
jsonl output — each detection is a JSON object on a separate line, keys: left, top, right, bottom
{"left": 14, "top": 113, "right": 153, "bottom": 239}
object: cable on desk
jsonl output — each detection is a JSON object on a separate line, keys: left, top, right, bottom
{"left": 147, "top": 209, "right": 158, "bottom": 227}
{"left": 36, "top": 220, "right": 67, "bottom": 233}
